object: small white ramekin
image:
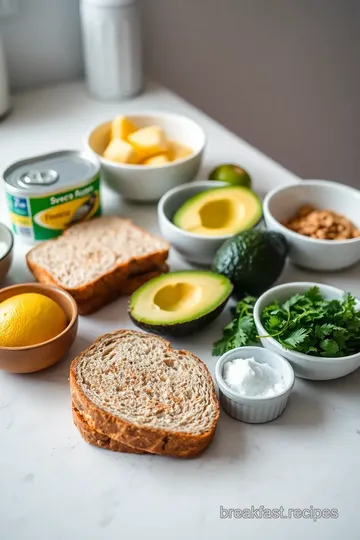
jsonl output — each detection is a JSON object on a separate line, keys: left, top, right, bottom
{"left": 215, "top": 346, "right": 295, "bottom": 423}
{"left": 0, "top": 222, "right": 14, "bottom": 283}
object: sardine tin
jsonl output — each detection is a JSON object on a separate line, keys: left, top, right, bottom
{"left": 3, "top": 150, "right": 101, "bottom": 242}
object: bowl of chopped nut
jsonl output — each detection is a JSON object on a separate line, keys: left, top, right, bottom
{"left": 263, "top": 180, "right": 360, "bottom": 271}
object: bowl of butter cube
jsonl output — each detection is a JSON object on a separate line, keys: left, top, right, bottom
{"left": 86, "top": 112, "right": 206, "bottom": 202}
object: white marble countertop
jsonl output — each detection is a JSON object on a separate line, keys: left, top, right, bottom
{"left": 0, "top": 82, "right": 359, "bottom": 540}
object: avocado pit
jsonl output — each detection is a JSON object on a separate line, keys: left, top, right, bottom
{"left": 153, "top": 283, "right": 202, "bottom": 312}
{"left": 173, "top": 186, "right": 262, "bottom": 237}
{"left": 198, "top": 199, "right": 234, "bottom": 229}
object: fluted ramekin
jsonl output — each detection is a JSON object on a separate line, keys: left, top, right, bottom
{"left": 215, "top": 346, "right": 295, "bottom": 423}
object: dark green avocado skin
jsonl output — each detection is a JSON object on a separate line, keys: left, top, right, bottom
{"left": 212, "top": 229, "right": 288, "bottom": 297}
{"left": 129, "top": 295, "right": 231, "bottom": 337}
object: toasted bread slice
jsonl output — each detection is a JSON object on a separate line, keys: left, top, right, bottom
{"left": 72, "top": 405, "right": 148, "bottom": 454}
{"left": 70, "top": 330, "right": 219, "bottom": 458}
{"left": 76, "top": 263, "right": 169, "bottom": 315}
{"left": 26, "top": 216, "right": 169, "bottom": 311}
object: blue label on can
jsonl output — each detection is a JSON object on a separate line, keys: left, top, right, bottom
{"left": 7, "top": 193, "right": 29, "bottom": 216}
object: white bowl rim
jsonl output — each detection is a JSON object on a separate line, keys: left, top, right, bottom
{"left": 263, "top": 179, "right": 360, "bottom": 246}
{"left": 215, "top": 346, "right": 295, "bottom": 403}
{"left": 85, "top": 110, "right": 206, "bottom": 170}
{"left": 253, "top": 281, "right": 360, "bottom": 363}
{"left": 158, "top": 179, "right": 253, "bottom": 241}
{"left": 0, "top": 222, "right": 14, "bottom": 262}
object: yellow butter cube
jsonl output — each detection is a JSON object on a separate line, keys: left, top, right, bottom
{"left": 168, "top": 140, "right": 193, "bottom": 161}
{"left": 111, "top": 115, "right": 137, "bottom": 140}
{"left": 103, "top": 138, "right": 139, "bottom": 164}
{"left": 128, "top": 125, "right": 168, "bottom": 160}
{"left": 143, "top": 153, "right": 170, "bottom": 166}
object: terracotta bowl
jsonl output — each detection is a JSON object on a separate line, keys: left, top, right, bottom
{"left": 0, "top": 283, "right": 78, "bottom": 374}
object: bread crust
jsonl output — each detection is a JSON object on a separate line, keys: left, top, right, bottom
{"left": 72, "top": 405, "right": 147, "bottom": 454}
{"left": 27, "top": 253, "right": 168, "bottom": 300}
{"left": 75, "top": 264, "right": 169, "bottom": 315}
{"left": 26, "top": 217, "right": 169, "bottom": 312}
{"left": 70, "top": 330, "right": 220, "bottom": 458}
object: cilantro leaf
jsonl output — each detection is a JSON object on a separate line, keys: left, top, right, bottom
{"left": 212, "top": 296, "right": 257, "bottom": 356}
{"left": 320, "top": 339, "right": 340, "bottom": 356}
{"left": 281, "top": 328, "right": 310, "bottom": 349}
{"left": 304, "top": 286, "right": 322, "bottom": 302}
{"left": 315, "top": 323, "right": 336, "bottom": 339}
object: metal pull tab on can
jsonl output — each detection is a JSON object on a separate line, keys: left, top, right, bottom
{"left": 18, "top": 169, "right": 59, "bottom": 188}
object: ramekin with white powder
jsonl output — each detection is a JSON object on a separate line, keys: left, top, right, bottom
{"left": 215, "top": 346, "right": 295, "bottom": 423}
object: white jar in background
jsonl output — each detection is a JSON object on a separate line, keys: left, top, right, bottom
{"left": 0, "top": 35, "right": 11, "bottom": 119}
{"left": 80, "top": 0, "right": 143, "bottom": 100}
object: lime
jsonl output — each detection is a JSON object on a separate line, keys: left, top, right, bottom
{"left": 208, "top": 164, "right": 252, "bottom": 189}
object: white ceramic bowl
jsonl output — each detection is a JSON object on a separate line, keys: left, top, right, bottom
{"left": 263, "top": 180, "right": 360, "bottom": 271}
{"left": 158, "top": 180, "right": 236, "bottom": 266}
{"left": 0, "top": 223, "right": 14, "bottom": 283}
{"left": 215, "top": 346, "right": 294, "bottom": 423}
{"left": 86, "top": 112, "right": 206, "bottom": 201}
{"left": 253, "top": 282, "right": 360, "bottom": 380}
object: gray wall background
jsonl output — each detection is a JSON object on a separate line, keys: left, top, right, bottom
{"left": 1, "top": 0, "right": 359, "bottom": 188}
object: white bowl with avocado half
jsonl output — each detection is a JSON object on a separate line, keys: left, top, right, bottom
{"left": 158, "top": 181, "right": 262, "bottom": 266}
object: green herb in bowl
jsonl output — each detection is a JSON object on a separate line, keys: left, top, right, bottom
{"left": 213, "top": 287, "right": 360, "bottom": 358}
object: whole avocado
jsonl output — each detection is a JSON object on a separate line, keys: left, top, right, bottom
{"left": 212, "top": 229, "right": 288, "bottom": 297}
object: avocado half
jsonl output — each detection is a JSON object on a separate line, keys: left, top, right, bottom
{"left": 173, "top": 186, "right": 262, "bottom": 237}
{"left": 129, "top": 270, "right": 233, "bottom": 336}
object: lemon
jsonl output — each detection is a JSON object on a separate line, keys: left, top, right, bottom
{"left": 0, "top": 293, "right": 67, "bottom": 347}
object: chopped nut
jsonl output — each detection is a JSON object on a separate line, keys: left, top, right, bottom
{"left": 298, "top": 205, "right": 315, "bottom": 217}
{"left": 323, "top": 215, "right": 334, "bottom": 228}
{"left": 282, "top": 206, "right": 359, "bottom": 241}
{"left": 302, "top": 225, "right": 317, "bottom": 235}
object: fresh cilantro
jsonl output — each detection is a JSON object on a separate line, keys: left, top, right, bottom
{"left": 282, "top": 327, "right": 310, "bottom": 348}
{"left": 212, "top": 286, "right": 360, "bottom": 358}
{"left": 319, "top": 339, "right": 339, "bottom": 356}
{"left": 212, "top": 296, "right": 257, "bottom": 356}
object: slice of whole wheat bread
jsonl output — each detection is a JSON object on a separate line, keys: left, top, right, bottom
{"left": 70, "top": 330, "right": 220, "bottom": 458}
{"left": 76, "top": 263, "right": 169, "bottom": 315}
{"left": 72, "top": 404, "right": 148, "bottom": 454}
{"left": 26, "top": 216, "right": 169, "bottom": 310}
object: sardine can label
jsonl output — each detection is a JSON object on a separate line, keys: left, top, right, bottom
{"left": 6, "top": 176, "right": 101, "bottom": 241}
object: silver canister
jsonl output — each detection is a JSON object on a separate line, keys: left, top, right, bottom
{"left": 80, "top": 0, "right": 143, "bottom": 100}
{"left": 0, "top": 35, "right": 11, "bottom": 119}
